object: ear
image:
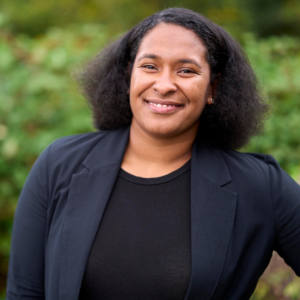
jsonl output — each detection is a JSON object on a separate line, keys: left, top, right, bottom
{"left": 206, "top": 73, "right": 221, "bottom": 105}
{"left": 206, "top": 94, "right": 213, "bottom": 105}
{"left": 206, "top": 84, "right": 213, "bottom": 105}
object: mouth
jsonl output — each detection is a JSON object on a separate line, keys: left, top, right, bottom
{"left": 144, "top": 99, "right": 184, "bottom": 114}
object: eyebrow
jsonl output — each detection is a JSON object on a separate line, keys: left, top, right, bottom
{"left": 137, "top": 54, "right": 202, "bottom": 69}
{"left": 178, "top": 59, "right": 202, "bottom": 69}
{"left": 137, "top": 54, "right": 158, "bottom": 61}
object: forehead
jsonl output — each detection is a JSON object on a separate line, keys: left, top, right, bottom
{"left": 136, "top": 23, "right": 208, "bottom": 60}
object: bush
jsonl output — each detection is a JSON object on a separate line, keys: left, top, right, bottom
{"left": 0, "top": 22, "right": 106, "bottom": 293}
{"left": 242, "top": 33, "right": 300, "bottom": 179}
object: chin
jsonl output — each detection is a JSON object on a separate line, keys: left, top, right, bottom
{"left": 144, "top": 123, "right": 183, "bottom": 138}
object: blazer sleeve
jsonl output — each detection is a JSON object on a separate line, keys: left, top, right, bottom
{"left": 6, "top": 145, "right": 51, "bottom": 299}
{"left": 268, "top": 155, "right": 300, "bottom": 275}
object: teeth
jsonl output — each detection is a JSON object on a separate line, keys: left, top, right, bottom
{"left": 148, "top": 101, "right": 177, "bottom": 107}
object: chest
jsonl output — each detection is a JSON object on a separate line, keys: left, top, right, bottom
{"left": 44, "top": 165, "right": 275, "bottom": 300}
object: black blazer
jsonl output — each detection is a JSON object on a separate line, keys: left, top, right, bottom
{"left": 7, "top": 126, "right": 300, "bottom": 300}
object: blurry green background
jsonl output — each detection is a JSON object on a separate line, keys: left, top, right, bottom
{"left": 0, "top": 0, "right": 300, "bottom": 299}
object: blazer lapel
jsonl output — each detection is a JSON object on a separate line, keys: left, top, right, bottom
{"left": 59, "top": 127, "right": 130, "bottom": 300}
{"left": 58, "top": 125, "right": 236, "bottom": 300}
{"left": 184, "top": 141, "right": 237, "bottom": 300}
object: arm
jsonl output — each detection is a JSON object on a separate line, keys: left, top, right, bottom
{"left": 268, "top": 155, "right": 300, "bottom": 275}
{"left": 6, "top": 145, "right": 51, "bottom": 299}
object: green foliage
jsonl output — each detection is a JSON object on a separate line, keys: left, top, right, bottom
{"left": 242, "top": 34, "right": 300, "bottom": 178}
{"left": 242, "top": 0, "right": 300, "bottom": 37}
{"left": 0, "top": 22, "right": 106, "bottom": 293}
{"left": 1, "top": 0, "right": 299, "bottom": 38}
{"left": 0, "top": 19, "right": 299, "bottom": 298}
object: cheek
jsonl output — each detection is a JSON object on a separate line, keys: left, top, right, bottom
{"left": 186, "top": 86, "right": 210, "bottom": 118}
{"left": 130, "top": 70, "right": 145, "bottom": 89}
{"left": 195, "top": 79, "right": 211, "bottom": 102}
{"left": 130, "top": 71, "right": 148, "bottom": 96}
{"left": 131, "top": 83, "right": 142, "bottom": 96}
{"left": 190, "top": 86, "right": 209, "bottom": 106}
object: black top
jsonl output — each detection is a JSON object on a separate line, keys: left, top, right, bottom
{"left": 79, "top": 160, "right": 191, "bottom": 300}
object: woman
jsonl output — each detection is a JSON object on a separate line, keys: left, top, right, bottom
{"left": 7, "top": 8, "right": 300, "bottom": 300}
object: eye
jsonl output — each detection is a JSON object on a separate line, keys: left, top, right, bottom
{"left": 142, "top": 65, "right": 157, "bottom": 70}
{"left": 179, "top": 69, "right": 196, "bottom": 74}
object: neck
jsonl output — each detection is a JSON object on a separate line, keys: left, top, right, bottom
{"left": 121, "top": 119, "right": 199, "bottom": 177}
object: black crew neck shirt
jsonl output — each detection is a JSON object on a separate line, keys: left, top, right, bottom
{"left": 79, "top": 160, "right": 191, "bottom": 300}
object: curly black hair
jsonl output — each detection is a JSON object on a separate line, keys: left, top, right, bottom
{"left": 76, "top": 8, "right": 270, "bottom": 149}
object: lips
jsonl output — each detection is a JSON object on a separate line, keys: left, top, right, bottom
{"left": 144, "top": 99, "right": 184, "bottom": 113}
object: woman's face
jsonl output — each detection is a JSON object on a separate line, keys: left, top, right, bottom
{"left": 129, "top": 23, "right": 212, "bottom": 138}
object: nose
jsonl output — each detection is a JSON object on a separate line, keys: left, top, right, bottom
{"left": 152, "top": 71, "right": 177, "bottom": 96}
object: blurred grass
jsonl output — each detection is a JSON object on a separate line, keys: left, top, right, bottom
{"left": 0, "top": 14, "right": 300, "bottom": 299}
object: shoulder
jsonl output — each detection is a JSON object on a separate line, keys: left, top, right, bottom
{"left": 220, "top": 147, "right": 299, "bottom": 201}
{"left": 221, "top": 148, "right": 275, "bottom": 180}
{"left": 50, "top": 130, "right": 109, "bottom": 151}
{"left": 48, "top": 130, "right": 109, "bottom": 165}
{"left": 36, "top": 130, "right": 111, "bottom": 187}
{"left": 222, "top": 147, "right": 269, "bottom": 165}
{"left": 216, "top": 148, "right": 293, "bottom": 195}
{"left": 31, "top": 129, "right": 126, "bottom": 200}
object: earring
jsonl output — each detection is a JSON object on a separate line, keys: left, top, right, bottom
{"left": 210, "top": 97, "right": 214, "bottom": 105}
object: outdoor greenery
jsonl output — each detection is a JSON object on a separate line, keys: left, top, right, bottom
{"left": 1, "top": 0, "right": 300, "bottom": 38}
{"left": 0, "top": 1, "right": 300, "bottom": 298}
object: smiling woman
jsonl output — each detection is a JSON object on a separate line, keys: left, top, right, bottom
{"left": 123, "top": 23, "right": 213, "bottom": 177}
{"left": 130, "top": 24, "right": 211, "bottom": 138}
{"left": 78, "top": 8, "right": 269, "bottom": 151}
{"left": 6, "top": 7, "right": 300, "bottom": 300}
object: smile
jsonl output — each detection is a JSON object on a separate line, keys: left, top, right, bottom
{"left": 147, "top": 101, "right": 179, "bottom": 108}
{"left": 144, "top": 100, "right": 184, "bottom": 113}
